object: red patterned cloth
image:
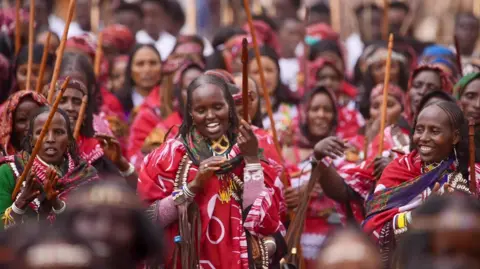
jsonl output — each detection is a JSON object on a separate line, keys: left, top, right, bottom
{"left": 336, "top": 102, "right": 365, "bottom": 139}
{"left": 243, "top": 20, "right": 280, "bottom": 56}
{"left": 138, "top": 139, "right": 285, "bottom": 269}
{"left": 102, "top": 24, "right": 134, "bottom": 54}
{"left": 306, "top": 23, "right": 339, "bottom": 41}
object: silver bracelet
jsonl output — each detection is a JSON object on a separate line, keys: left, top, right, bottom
{"left": 182, "top": 184, "right": 196, "bottom": 199}
{"left": 245, "top": 163, "right": 262, "bottom": 171}
{"left": 119, "top": 163, "right": 135, "bottom": 177}
{"left": 12, "top": 202, "right": 26, "bottom": 215}
{"left": 52, "top": 200, "right": 66, "bottom": 215}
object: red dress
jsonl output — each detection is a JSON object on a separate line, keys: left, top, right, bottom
{"left": 138, "top": 139, "right": 285, "bottom": 269}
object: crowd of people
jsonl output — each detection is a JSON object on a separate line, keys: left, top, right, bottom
{"left": 0, "top": 0, "right": 479, "bottom": 268}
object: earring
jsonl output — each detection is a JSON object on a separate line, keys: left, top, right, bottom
{"left": 454, "top": 147, "right": 459, "bottom": 167}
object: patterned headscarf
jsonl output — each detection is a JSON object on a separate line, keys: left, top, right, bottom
{"left": 102, "top": 24, "right": 134, "bottom": 54}
{"left": 404, "top": 65, "right": 454, "bottom": 122}
{"left": 308, "top": 57, "right": 342, "bottom": 90}
{"left": 243, "top": 20, "right": 280, "bottom": 56}
{"left": 66, "top": 34, "right": 96, "bottom": 60}
{"left": 204, "top": 69, "right": 235, "bottom": 84}
{"left": 48, "top": 77, "right": 88, "bottom": 96}
{"left": 454, "top": 72, "right": 480, "bottom": 100}
{"left": 305, "top": 23, "right": 339, "bottom": 45}
{"left": 0, "top": 91, "right": 48, "bottom": 155}
{"left": 370, "top": 83, "right": 405, "bottom": 107}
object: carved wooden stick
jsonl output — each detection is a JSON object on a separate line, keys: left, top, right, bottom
{"left": 14, "top": 0, "right": 21, "bottom": 56}
{"left": 469, "top": 119, "right": 477, "bottom": 196}
{"left": 47, "top": 0, "right": 75, "bottom": 103}
{"left": 378, "top": 34, "right": 394, "bottom": 155}
{"left": 25, "top": 0, "right": 35, "bottom": 91}
{"left": 11, "top": 77, "right": 70, "bottom": 200}
{"left": 243, "top": 0, "right": 282, "bottom": 158}
{"left": 241, "top": 38, "right": 249, "bottom": 121}
{"left": 74, "top": 96, "right": 88, "bottom": 140}
{"left": 94, "top": 32, "right": 103, "bottom": 78}
{"left": 35, "top": 32, "right": 51, "bottom": 93}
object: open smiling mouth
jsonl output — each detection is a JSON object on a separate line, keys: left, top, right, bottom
{"left": 206, "top": 122, "right": 221, "bottom": 133}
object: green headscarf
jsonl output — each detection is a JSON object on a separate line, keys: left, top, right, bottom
{"left": 454, "top": 72, "right": 480, "bottom": 99}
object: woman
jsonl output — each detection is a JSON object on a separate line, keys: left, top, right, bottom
{"left": 108, "top": 55, "right": 129, "bottom": 94}
{"left": 205, "top": 27, "right": 248, "bottom": 72}
{"left": 0, "top": 91, "right": 48, "bottom": 156}
{"left": 232, "top": 73, "right": 263, "bottom": 128}
{"left": 395, "top": 194, "right": 480, "bottom": 269}
{"left": 13, "top": 45, "right": 54, "bottom": 92}
{"left": 308, "top": 57, "right": 364, "bottom": 139}
{"left": 281, "top": 86, "right": 344, "bottom": 268}
{"left": 117, "top": 44, "right": 163, "bottom": 116}
{"left": 404, "top": 65, "right": 453, "bottom": 124}
{"left": 59, "top": 180, "right": 164, "bottom": 269}
{"left": 128, "top": 61, "right": 204, "bottom": 168}
{"left": 138, "top": 74, "right": 285, "bottom": 268}
{"left": 248, "top": 45, "right": 298, "bottom": 142}
{"left": 0, "top": 107, "right": 99, "bottom": 228}
{"left": 357, "top": 43, "right": 409, "bottom": 118}
{"left": 456, "top": 72, "right": 480, "bottom": 125}
{"left": 362, "top": 101, "right": 474, "bottom": 265}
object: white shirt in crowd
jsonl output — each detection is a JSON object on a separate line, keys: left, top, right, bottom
{"left": 49, "top": 14, "right": 88, "bottom": 38}
{"left": 279, "top": 58, "right": 299, "bottom": 92}
{"left": 345, "top": 33, "right": 364, "bottom": 75}
{"left": 136, "top": 30, "right": 177, "bottom": 60}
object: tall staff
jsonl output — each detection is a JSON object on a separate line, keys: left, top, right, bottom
{"left": 241, "top": 38, "right": 249, "bottom": 121}
{"left": 186, "top": 0, "right": 197, "bottom": 35}
{"left": 378, "top": 34, "right": 394, "bottom": 155}
{"left": 382, "top": 0, "right": 389, "bottom": 41}
{"left": 242, "top": 0, "right": 282, "bottom": 157}
{"left": 12, "top": 78, "right": 70, "bottom": 200}
{"left": 469, "top": 119, "right": 477, "bottom": 196}
{"left": 90, "top": 0, "right": 100, "bottom": 34}
{"left": 14, "top": 0, "right": 21, "bottom": 56}
{"left": 35, "top": 32, "right": 51, "bottom": 93}
{"left": 454, "top": 36, "right": 464, "bottom": 77}
{"left": 47, "top": 0, "right": 76, "bottom": 103}
{"left": 94, "top": 33, "right": 103, "bottom": 78}
{"left": 74, "top": 96, "right": 88, "bottom": 140}
{"left": 25, "top": 0, "right": 35, "bottom": 91}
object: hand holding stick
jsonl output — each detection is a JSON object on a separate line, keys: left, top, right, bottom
{"left": 47, "top": 0, "right": 76, "bottom": 103}
{"left": 241, "top": 38, "right": 249, "bottom": 121}
{"left": 74, "top": 96, "right": 88, "bottom": 140}
{"left": 35, "top": 32, "right": 51, "bottom": 93}
{"left": 12, "top": 77, "right": 70, "bottom": 200}
{"left": 378, "top": 34, "right": 394, "bottom": 155}
{"left": 25, "top": 0, "right": 35, "bottom": 91}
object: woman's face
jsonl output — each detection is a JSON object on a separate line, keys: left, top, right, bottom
{"left": 307, "top": 92, "right": 335, "bottom": 138}
{"left": 131, "top": 47, "right": 162, "bottom": 91}
{"left": 371, "top": 58, "right": 401, "bottom": 85}
{"left": 233, "top": 76, "right": 260, "bottom": 120}
{"left": 172, "top": 43, "right": 203, "bottom": 64}
{"left": 249, "top": 56, "right": 279, "bottom": 96}
{"left": 316, "top": 65, "right": 342, "bottom": 93}
{"left": 182, "top": 68, "right": 202, "bottom": 90}
{"left": 72, "top": 206, "right": 135, "bottom": 261}
{"left": 318, "top": 52, "right": 344, "bottom": 74}
{"left": 36, "top": 31, "right": 60, "bottom": 54}
{"left": 369, "top": 94, "right": 402, "bottom": 125}
{"left": 110, "top": 61, "right": 128, "bottom": 93}
{"left": 16, "top": 64, "right": 52, "bottom": 92}
{"left": 409, "top": 70, "right": 442, "bottom": 113}
{"left": 32, "top": 112, "right": 69, "bottom": 165}
{"left": 459, "top": 79, "right": 480, "bottom": 125}
{"left": 57, "top": 88, "right": 85, "bottom": 132}
{"left": 190, "top": 84, "right": 230, "bottom": 140}
{"left": 413, "top": 105, "right": 459, "bottom": 163}
{"left": 13, "top": 98, "right": 42, "bottom": 148}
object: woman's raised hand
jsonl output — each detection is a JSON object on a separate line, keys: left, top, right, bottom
{"left": 314, "top": 136, "right": 347, "bottom": 160}
{"left": 14, "top": 171, "right": 40, "bottom": 210}
{"left": 237, "top": 120, "right": 259, "bottom": 163}
{"left": 43, "top": 167, "right": 60, "bottom": 201}
{"left": 95, "top": 134, "right": 122, "bottom": 164}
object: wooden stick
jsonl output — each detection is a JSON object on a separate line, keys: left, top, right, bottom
{"left": 241, "top": 38, "right": 249, "bottom": 121}
{"left": 475, "top": 0, "right": 480, "bottom": 17}
{"left": 94, "top": 32, "right": 103, "bottom": 78}
{"left": 382, "top": 0, "right": 389, "bottom": 41}
{"left": 47, "top": 0, "right": 75, "bottom": 103}
{"left": 74, "top": 96, "right": 88, "bottom": 140}
{"left": 186, "top": 0, "right": 197, "bottom": 35}
{"left": 243, "top": 0, "right": 282, "bottom": 159}
{"left": 14, "top": 0, "right": 21, "bottom": 56}
{"left": 330, "top": 0, "right": 341, "bottom": 33}
{"left": 469, "top": 119, "right": 477, "bottom": 196}
{"left": 35, "top": 32, "right": 51, "bottom": 93}
{"left": 90, "top": 0, "right": 100, "bottom": 34}
{"left": 25, "top": 0, "right": 35, "bottom": 91}
{"left": 454, "top": 35, "right": 464, "bottom": 77}
{"left": 11, "top": 77, "right": 70, "bottom": 200}
{"left": 378, "top": 34, "right": 394, "bottom": 155}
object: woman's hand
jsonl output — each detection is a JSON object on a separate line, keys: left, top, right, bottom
{"left": 43, "top": 168, "right": 60, "bottom": 201}
{"left": 189, "top": 156, "right": 228, "bottom": 193}
{"left": 373, "top": 156, "right": 393, "bottom": 179}
{"left": 314, "top": 136, "right": 347, "bottom": 160}
{"left": 95, "top": 134, "right": 122, "bottom": 164}
{"left": 284, "top": 187, "right": 300, "bottom": 209}
{"left": 14, "top": 171, "right": 40, "bottom": 210}
{"left": 237, "top": 120, "right": 259, "bottom": 163}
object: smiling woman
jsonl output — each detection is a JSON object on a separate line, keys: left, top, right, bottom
{"left": 138, "top": 74, "right": 286, "bottom": 269}
{"left": 0, "top": 107, "right": 98, "bottom": 229}
{"left": 362, "top": 101, "right": 476, "bottom": 267}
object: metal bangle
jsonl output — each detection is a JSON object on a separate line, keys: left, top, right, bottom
{"left": 12, "top": 202, "right": 26, "bottom": 215}
{"left": 52, "top": 200, "right": 66, "bottom": 215}
{"left": 119, "top": 163, "right": 135, "bottom": 177}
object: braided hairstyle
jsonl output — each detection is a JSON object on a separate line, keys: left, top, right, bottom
{"left": 412, "top": 101, "right": 469, "bottom": 178}
{"left": 23, "top": 106, "right": 80, "bottom": 165}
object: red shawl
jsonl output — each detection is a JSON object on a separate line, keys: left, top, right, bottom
{"left": 138, "top": 139, "right": 284, "bottom": 269}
